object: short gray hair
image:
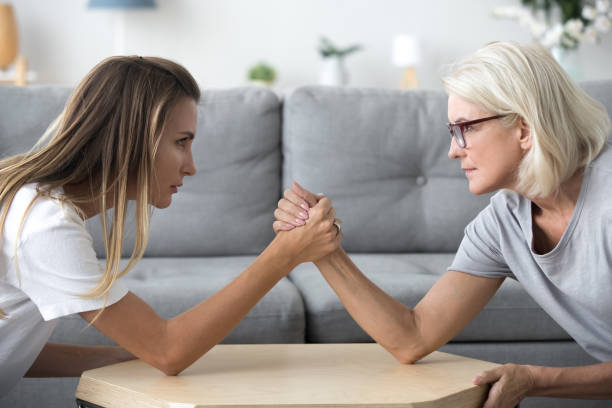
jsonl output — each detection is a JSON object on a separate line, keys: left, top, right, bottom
{"left": 441, "top": 41, "right": 610, "bottom": 197}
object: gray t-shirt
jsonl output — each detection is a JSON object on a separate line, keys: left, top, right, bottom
{"left": 449, "top": 144, "right": 612, "bottom": 362}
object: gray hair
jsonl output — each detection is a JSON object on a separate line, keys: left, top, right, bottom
{"left": 441, "top": 41, "right": 610, "bottom": 197}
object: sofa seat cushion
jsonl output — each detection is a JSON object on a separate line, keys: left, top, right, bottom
{"left": 50, "top": 256, "right": 305, "bottom": 345}
{"left": 289, "top": 253, "right": 570, "bottom": 343}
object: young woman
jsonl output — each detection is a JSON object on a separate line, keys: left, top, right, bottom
{"left": 0, "top": 56, "right": 342, "bottom": 396}
{"left": 274, "top": 42, "right": 612, "bottom": 407}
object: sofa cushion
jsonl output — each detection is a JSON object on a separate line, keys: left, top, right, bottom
{"left": 50, "top": 256, "right": 306, "bottom": 345}
{"left": 282, "top": 86, "right": 492, "bottom": 253}
{"left": 289, "top": 253, "right": 570, "bottom": 343}
{"left": 0, "top": 85, "right": 72, "bottom": 158}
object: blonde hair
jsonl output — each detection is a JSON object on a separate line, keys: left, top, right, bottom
{"left": 0, "top": 56, "right": 200, "bottom": 319}
{"left": 441, "top": 41, "right": 610, "bottom": 198}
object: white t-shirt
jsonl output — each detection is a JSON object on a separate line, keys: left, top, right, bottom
{"left": 0, "top": 184, "right": 128, "bottom": 396}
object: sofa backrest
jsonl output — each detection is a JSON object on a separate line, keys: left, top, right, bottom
{"left": 0, "top": 86, "right": 281, "bottom": 257}
{"left": 282, "top": 82, "right": 612, "bottom": 253}
{"left": 2, "top": 81, "right": 611, "bottom": 256}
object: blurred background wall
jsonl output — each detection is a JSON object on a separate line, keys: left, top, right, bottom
{"left": 8, "top": 0, "right": 612, "bottom": 89}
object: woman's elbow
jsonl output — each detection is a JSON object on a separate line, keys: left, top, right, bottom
{"left": 155, "top": 355, "right": 186, "bottom": 376}
{"left": 153, "top": 347, "right": 190, "bottom": 376}
{"left": 388, "top": 344, "right": 431, "bottom": 365}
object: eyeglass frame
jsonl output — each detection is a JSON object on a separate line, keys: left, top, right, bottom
{"left": 446, "top": 114, "right": 507, "bottom": 148}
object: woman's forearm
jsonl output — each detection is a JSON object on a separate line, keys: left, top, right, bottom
{"left": 25, "top": 343, "right": 135, "bottom": 377}
{"left": 528, "top": 362, "right": 612, "bottom": 399}
{"left": 314, "top": 248, "right": 425, "bottom": 362}
{"left": 163, "top": 238, "right": 296, "bottom": 373}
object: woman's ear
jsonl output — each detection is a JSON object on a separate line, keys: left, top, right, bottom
{"left": 518, "top": 117, "right": 532, "bottom": 152}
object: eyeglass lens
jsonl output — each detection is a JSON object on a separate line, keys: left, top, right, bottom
{"left": 450, "top": 125, "right": 465, "bottom": 148}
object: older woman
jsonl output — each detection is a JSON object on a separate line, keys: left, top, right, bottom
{"left": 273, "top": 41, "right": 612, "bottom": 407}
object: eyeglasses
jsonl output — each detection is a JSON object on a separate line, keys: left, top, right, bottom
{"left": 446, "top": 114, "right": 506, "bottom": 148}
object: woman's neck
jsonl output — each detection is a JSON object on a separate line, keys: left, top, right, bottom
{"left": 62, "top": 182, "right": 102, "bottom": 220}
{"left": 528, "top": 169, "right": 584, "bottom": 217}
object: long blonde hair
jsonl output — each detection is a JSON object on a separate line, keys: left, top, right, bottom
{"left": 0, "top": 56, "right": 200, "bottom": 318}
{"left": 442, "top": 41, "right": 610, "bottom": 198}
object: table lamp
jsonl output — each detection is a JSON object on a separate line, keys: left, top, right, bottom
{"left": 88, "top": 0, "right": 156, "bottom": 56}
{"left": 392, "top": 34, "right": 421, "bottom": 89}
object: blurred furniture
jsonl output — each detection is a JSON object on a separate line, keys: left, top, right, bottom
{"left": 0, "top": 3, "right": 26, "bottom": 86}
{"left": 1, "top": 82, "right": 611, "bottom": 408}
{"left": 75, "top": 344, "right": 499, "bottom": 408}
{"left": 392, "top": 34, "right": 421, "bottom": 89}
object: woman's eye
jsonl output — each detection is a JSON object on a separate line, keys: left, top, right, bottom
{"left": 463, "top": 124, "right": 473, "bottom": 133}
{"left": 176, "top": 138, "right": 188, "bottom": 147}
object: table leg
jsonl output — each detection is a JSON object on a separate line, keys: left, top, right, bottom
{"left": 75, "top": 398, "right": 105, "bottom": 408}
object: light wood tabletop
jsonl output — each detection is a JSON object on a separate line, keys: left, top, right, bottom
{"left": 76, "top": 343, "right": 499, "bottom": 408}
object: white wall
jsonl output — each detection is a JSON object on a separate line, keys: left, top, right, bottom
{"left": 11, "top": 0, "right": 612, "bottom": 89}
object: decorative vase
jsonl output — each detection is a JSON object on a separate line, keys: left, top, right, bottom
{"left": 550, "top": 46, "right": 583, "bottom": 82}
{"left": 0, "top": 4, "right": 18, "bottom": 70}
{"left": 248, "top": 80, "right": 274, "bottom": 88}
{"left": 320, "top": 57, "right": 348, "bottom": 86}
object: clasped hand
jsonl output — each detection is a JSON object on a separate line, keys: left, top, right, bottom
{"left": 273, "top": 181, "right": 342, "bottom": 265}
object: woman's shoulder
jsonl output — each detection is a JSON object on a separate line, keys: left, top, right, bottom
{"left": 488, "top": 189, "right": 525, "bottom": 216}
{"left": 4, "top": 183, "right": 85, "bottom": 244}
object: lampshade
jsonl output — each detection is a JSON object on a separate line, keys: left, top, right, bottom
{"left": 392, "top": 34, "right": 421, "bottom": 67}
{"left": 0, "top": 4, "right": 18, "bottom": 70}
{"left": 88, "top": 0, "right": 156, "bottom": 8}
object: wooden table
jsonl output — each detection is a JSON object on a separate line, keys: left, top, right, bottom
{"left": 75, "top": 343, "right": 499, "bottom": 408}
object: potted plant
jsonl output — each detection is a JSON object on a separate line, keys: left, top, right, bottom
{"left": 492, "top": 0, "right": 612, "bottom": 80}
{"left": 318, "top": 37, "right": 362, "bottom": 86}
{"left": 247, "top": 62, "right": 277, "bottom": 87}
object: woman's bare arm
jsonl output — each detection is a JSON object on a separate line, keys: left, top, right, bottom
{"left": 80, "top": 198, "right": 341, "bottom": 376}
{"left": 314, "top": 249, "right": 503, "bottom": 362}
{"left": 274, "top": 182, "right": 503, "bottom": 362}
{"left": 25, "top": 343, "right": 134, "bottom": 377}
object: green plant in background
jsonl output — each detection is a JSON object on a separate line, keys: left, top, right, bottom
{"left": 248, "top": 62, "right": 276, "bottom": 84}
{"left": 318, "top": 37, "right": 363, "bottom": 58}
{"left": 521, "top": 0, "right": 583, "bottom": 23}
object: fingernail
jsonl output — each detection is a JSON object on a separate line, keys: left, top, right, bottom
{"left": 295, "top": 218, "right": 305, "bottom": 225}
{"left": 301, "top": 203, "right": 309, "bottom": 211}
{"left": 472, "top": 376, "right": 480, "bottom": 384}
{"left": 298, "top": 211, "right": 308, "bottom": 219}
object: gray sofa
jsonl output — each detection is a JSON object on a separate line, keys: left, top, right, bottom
{"left": 1, "top": 82, "right": 610, "bottom": 408}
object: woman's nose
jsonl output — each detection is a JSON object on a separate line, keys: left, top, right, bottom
{"left": 447, "top": 136, "right": 463, "bottom": 159}
{"left": 184, "top": 150, "right": 197, "bottom": 176}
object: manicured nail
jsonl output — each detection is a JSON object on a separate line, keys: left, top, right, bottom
{"left": 298, "top": 211, "right": 308, "bottom": 219}
{"left": 301, "top": 203, "right": 309, "bottom": 211}
{"left": 295, "top": 218, "right": 305, "bottom": 225}
{"left": 472, "top": 376, "right": 480, "bottom": 384}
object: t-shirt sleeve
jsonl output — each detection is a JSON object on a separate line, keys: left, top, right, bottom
{"left": 14, "top": 204, "right": 128, "bottom": 321}
{"left": 448, "top": 202, "right": 515, "bottom": 279}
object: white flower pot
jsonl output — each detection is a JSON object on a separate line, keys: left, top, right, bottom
{"left": 320, "top": 57, "right": 348, "bottom": 86}
{"left": 551, "top": 46, "right": 583, "bottom": 81}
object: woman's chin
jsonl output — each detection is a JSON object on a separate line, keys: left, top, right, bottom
{"left": 152, "top": 197, "right": 172, "bottom": 209}
{"left": 468, "top": 181, "right": 488, "bottom": 196}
